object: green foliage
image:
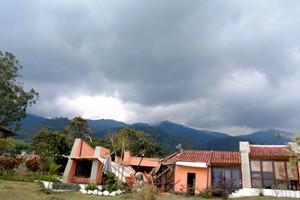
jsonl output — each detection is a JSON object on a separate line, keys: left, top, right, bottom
{"left": 32, "top": 128, "right": 72, "bottom": 171}
{"left": 2, "top": 138, "right": 30, "bottom": 155}
{"left": 65, "top": 116, "right": 95, "bottom": 140}
{"left": 47, "top": 157, "right": 61, "bottom": 182}
{"left": 102, "top": 171, "right": 119, "bottom": 192}
{"left": 0, "top": 51, "right": 38, "bottom": 129}
{"left": 0, "top": 138, "right": 15, "bottom": 156}
{"left": 0, "top": 171, "right": 60, "bottom": 182}
{"left": 103, "top": 127, "right": 165, "bottom": 158}
{"left": 85, "top": 183, "right": 98, "bottom": 191}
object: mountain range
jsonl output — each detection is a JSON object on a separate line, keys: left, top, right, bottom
{"left": 14, "top": 114, "right": 292, "bottom": 155}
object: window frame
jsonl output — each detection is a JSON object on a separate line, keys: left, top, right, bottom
{"left": 250, "top": 159, "right": 299, "bottom": 190}
{"left": 212, "top": 166, "right": 242, "bottom": 189}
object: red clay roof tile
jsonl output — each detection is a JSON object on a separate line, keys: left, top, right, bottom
{"left": 178, "top": 150, "right": 211, "bottom": 163}
{"left": 249, "top": 145, "right": 293, "bottom": 157}
{"left": 211, "top": 151, "right": 241, "bottom": 164}
{"left": 174, "top": 150, "right": 241, "bottom": 165}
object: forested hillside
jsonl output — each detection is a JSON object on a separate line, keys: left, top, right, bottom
{"left": 14, "top": 114, "right": 292, "bottom": 154}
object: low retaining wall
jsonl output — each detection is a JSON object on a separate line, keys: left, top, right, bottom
{"left": 230, "top": 188, "right": 300, "bottom": 198}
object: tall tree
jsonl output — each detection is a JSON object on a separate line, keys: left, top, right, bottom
{"left": 0, "top": 51, "right": 39, "bottom": 129}
{"left": 65, "top": 116, "right": 94, "bottom": 140}
{"left": 101, "top": 127, "right": 165, "bottom": 158}
{"left": 65, "top": 116, "right": 95, "bottom": 157}
{"left": 32, "top": 128, "right": 72, "bottom": 171}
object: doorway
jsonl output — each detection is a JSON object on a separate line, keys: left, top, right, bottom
{"left": 187, "top": 173, "right": 195, "bottom": 195}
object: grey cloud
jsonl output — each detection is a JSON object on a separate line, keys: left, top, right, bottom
{"left": 1, "top": 0, "right": 300, "bottom": 133}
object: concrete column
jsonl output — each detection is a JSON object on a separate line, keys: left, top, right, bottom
{"left": 62, "top": 139, "right": 81, "bottom": 183}
{"left": 90, "top": 147, "right": 101, "bottom": 182}
{"left": 240, "top": 141, "right": 251, "bottom": 188}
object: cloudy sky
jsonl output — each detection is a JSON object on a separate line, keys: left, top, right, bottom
{"left": 1, "top": 0, "right": 300, "bottom": 135}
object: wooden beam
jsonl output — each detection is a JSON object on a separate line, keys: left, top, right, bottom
{"left": 162, "top": 168, "right": 175, "bottom": 188}
{"left": 156, "top": 166, "right": 171, "bottom": 180}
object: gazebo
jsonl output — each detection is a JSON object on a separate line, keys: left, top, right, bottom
{"left": 0, "top": 126, "right": 18, "bottom": 156}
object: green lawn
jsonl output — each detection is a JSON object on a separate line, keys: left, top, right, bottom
{"left": 0, "top": 180, "right": 298, "bottom": 200}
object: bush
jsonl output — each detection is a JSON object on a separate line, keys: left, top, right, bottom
{"left": 133, "top": 183, "right": 157, "bottom": 200}
{"left": 198, "top": 188, "right": 212, "bottom": 198}
{"left": 85, "top": 183, "right": 98, "bottom": 191}
{"left": 25, "top": 157, "right": 40, "bottom": 171}
{"left": 102, "top": 171, "right": 119, "bottom": 192}
{"left": 0, "top": 157, "right": 23, "bottom": 170}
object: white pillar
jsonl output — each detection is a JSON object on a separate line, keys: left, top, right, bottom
{"left": 240, "top": 141, "right": 251, "bottom": 188}
{"left": 62, "top": 139, "right": 81, "bottom": 183}
{"left": 90, "top": 147, "right": 101, "bottom": 182}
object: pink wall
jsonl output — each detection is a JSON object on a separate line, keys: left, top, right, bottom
{"left": 67, "top": 160, "right": 77, "bottom": 183}
{"left": 100, "top": 147, "right": 110, "bottom": 158}
{"left": 174, "top": 165, "right": 208, "bottom": 194}
{"left": 74, "top": 140, "right": 95, "bottom": 157}
{"left": 124, "top": 151, "right": 132, "bottom": 164}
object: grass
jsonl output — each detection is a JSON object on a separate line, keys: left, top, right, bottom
{"left": 0, "top": 180, "right": 298, "bottom": 200}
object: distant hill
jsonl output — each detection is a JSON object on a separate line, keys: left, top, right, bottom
{"left": 18, "top": 114, "right": 46, "bottom": 128}
{"left": 200, "top": 136, "right": 253, "bottom": 151}
{"left": 157, "top": 121, "right": 230, "bottom": 145}
{"left": 15, "top": 117, "right": 70, "bottom": 141}
{"left": 12, "top": 114, "right": 293, "bottom": 154}
{"left": 87, "top": 119, "right": 128, "bottom": 138}
{"left": 129, "top": 124, "right": 199, "bottom": 154}
{"left": 236, "top": 129, "right": 291, "bottom": 145}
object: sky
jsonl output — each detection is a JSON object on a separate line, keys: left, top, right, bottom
{"left": 1, "top": 0, "right": 300, "bottom": 135}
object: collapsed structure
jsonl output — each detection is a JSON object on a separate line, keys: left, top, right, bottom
{"left": 63, "top": 139, "right": 300, "bottom": 195}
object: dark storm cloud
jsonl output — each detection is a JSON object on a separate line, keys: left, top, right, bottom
{"left": 1, "top": 0, "right": 300, "bottom": 134}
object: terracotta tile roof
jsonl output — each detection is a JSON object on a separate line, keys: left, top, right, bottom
{"left": 211, "top": 151, "right": 241, "bottom": 164}
{"left": 249, "top": 145, "right": 294, "bottom": 157}
{"left": 173, "top": 150, "right": 241, "bottom": 165}
{"left": 178, "top": 150, "right": 211, "bottom": 163}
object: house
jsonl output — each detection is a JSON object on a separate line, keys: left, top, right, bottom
{"left": 62, "top": 139, "right": 300, "bottom": 196}
{"left": 163, "top": 149, "right": 241, "bottom": 194}
{"left": 240, "top": 141, "right": 299, "bottom": 190}
{"left": 164, "top": 141, "right": 299, "bottom": 194}
{"left": 62, "top": 138, "right": 111, "bottom": 184}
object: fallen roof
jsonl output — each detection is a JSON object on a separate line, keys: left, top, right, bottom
{"left": 249, "top": 144, "right": 293, "bottom": 157}
{"left": 0, "top": 126, "right": 18, "bottom": 138}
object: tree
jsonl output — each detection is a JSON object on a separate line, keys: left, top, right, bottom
{"left": 65, "top": 116, "right": 96, "bottom": 157}
{"left": 32, "top": 128, "right": 72, "bottom": 171}
{"left": 102, "top": 127, "right": 165, "bottom": 158}
{"left": 0, "top": 51, "right": 39, "bottom": 129}
{"left": 65, "top": 116, "right": 94, "bottom": 140}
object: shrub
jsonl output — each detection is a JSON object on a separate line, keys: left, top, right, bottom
{"left": 102, "top": 171, "right": 119, "bottom": 192}
{"left": 198, "top": 188, "right": 212, "bottom": 198}
{"left": 0, "top": 157, "right": 23, "bottom": 170}
{"left": 25, "top": 157, "right": 40, "bottom": 171}
{"left": 133, "top": 183, "right": 157, "bottom": 200}
{"left": 85, "top": 183, "right": 98, "bottom": 191}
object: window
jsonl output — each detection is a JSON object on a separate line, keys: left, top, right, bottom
{"left": 250, "top": 160, "right": 299, "bottom": 190}
{"left": 212, "top": 167, "right": 241, "bottom": 189}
